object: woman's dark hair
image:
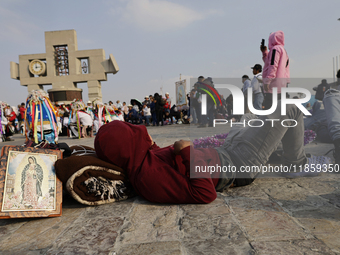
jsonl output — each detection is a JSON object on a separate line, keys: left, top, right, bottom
{"left": 28, "top": 156, "right": 36, "bottom": 163}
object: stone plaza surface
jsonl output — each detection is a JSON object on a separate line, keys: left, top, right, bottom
{"left": 0, "top": 124, "right": 340, "bottom": 254}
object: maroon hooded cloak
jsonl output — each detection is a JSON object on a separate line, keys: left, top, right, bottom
{"left": 95, "top": 121, "right": 221, "bottom": 204}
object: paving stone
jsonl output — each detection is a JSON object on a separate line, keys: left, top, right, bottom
{"left": 180, "top": 215, "right": 242, "bottom": 242}
{"left": 116, "top": 241, "right": 183, "bottom": 255}
{"left": 25, "top": 208, "right": 83, "bottom": 251}
{"left": 228, "top": 197, "right": 284, "bottom": 213}
{"left": 0, "top": 218, "right": 28, "bottom": 243}
{"left": 182, "top": 237, "right": 255, "bottom": 255}
{"left": 83, "top": 198, "right": 137, "bottom": 219}
{"left": 292, "top": 176, "right": 340, "bottom": 195}
{"left": 261, "top": 180, "right": 311, "bottom": 200}
{"left": 319, "top": 191, "right": 340, "bottom": 208}
{"left": 292, "top": 204, "right": 340, "bottom": 220}
{"left": 252, "top": 239, "right": 336, "bottom": 255}
{"left": 179, "top": 196, "right": 230, "bottom": 217}
{"left": 259, "top": 179, "right": 338, "bottom": 213}
{"left": 0, "top": 208, "right": 83, "bottom": 251}
{"left": 117, "top": 201, "right": 181, "bottom": 245}
{"left": 223, "top": 182, "right": 269, "bottom": 199}
{"left": 46, "top": 217, "right": 124, "bottom": 254}
{"left": 276, "top": 195, "right": 335, "bottom": 215}
{"left": 296, "top": 218, "right": 340, "bottom": 253}
{"left": 0, "top": 249, "right": 51, "bottom": 255}
{"left": 0, "top": 216, "right": 64, "bottom": 250}
{"left": 179, "top": 198, "right": 237, "bottom": 241}
{"left": 228, "top": 198, "right": 307, "bottom": 242}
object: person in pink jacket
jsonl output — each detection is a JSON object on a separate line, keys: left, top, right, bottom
{"left": 261, "top": 30, "right": 290, "bottom": 109}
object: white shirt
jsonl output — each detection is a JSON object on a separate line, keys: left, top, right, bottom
{"left": 63, "top": 117, "right": 69, "bottom": 127}
{"left": 86, "top": 107, "right": 94, "bottom": 120}
{"left": 251, "top": 73, "right": 263, "bottom": 94}
{"left": 71, "top": 111, "right": 93, "bottom": 126}
{"left": 143, "top": 107, "right": 151, "bottom": 116}
{"left": 133, "top": 105, "right": 139, "bottom": 112}
{"left": 122, "top": 105, "right": 128, "bottom": 115}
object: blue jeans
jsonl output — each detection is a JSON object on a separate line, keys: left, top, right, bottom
{"left": 142, "top": 116, "right": 151, "bottom": 125}
{"left": 253, "top": 93, "right": 264, "bottom": 110}
{"left": 152, "top": 112, "right": 157, "bottom": 125}
{"left": 323, "top": 89, "right": 340, "bottom": 141}
{"left": 217, "top": 103, "right": 306, "bottom": 178}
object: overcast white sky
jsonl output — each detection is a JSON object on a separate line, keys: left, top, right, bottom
{"left": 1, "top": 0, "right": 340, "bottom": 106}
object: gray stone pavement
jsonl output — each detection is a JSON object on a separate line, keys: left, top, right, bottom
{"left": 0, "top": 124, "right": 340, "bottom": 254}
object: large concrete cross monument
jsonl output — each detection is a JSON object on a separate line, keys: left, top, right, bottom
{"left": 10, "top": 29, "right": 119, "bottom": 103}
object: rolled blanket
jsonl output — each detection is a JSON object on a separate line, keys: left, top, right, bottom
{"left": 55, "top": 154, "right": 134, "bottom": 205}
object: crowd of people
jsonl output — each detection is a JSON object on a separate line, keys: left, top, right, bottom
{"left": 0, "top": 90, "right": 191, "bottom": 142}
{"left": 190, "top": 31, "right": 290, "bottom": 127}
{"left": 0, "top": 102, "right": 26, "bottom": 141}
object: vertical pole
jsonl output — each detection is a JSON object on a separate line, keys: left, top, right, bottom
{"left": 201, "top": 94, "right": 207, "bottom": 115}
{"left": 333, "top": 57, "right": 335, "bottom": 82}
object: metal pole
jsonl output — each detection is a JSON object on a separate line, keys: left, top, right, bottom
{"left": 333, "top": 57, "right": 335, "bottom": 82}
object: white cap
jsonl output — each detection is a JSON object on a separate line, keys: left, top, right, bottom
{"left": 165, "top": 92, "right": 169, "bottom": 95}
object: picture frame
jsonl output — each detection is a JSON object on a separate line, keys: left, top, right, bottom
{"left": 175, "top": 79, "right": 188, "bottom": 107}
{"left": 0, "top": 145, "right": 62, "bottom": 218}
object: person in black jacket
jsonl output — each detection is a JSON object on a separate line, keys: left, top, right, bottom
{"left": 154, "top": 93, "right": 164, "bottom": 126}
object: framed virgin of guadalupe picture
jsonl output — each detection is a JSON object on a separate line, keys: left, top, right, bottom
{"left": 0, "top": 145, "right": 62, "bottom": 218}
{"left": 175, "top": 79, "right": 187, "bottom": 107}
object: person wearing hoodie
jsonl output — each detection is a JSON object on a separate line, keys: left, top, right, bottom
{"left": 95, "top": 102, "right": 331, "bottom": 204}
{"left": 154, "top": 93, "right": 165, "bottom": 126}
{"left": 261, "top": 30, "right": 290, "bottom": 110}
{"left": 95, "top": 120, "right": 222, "bottom": 204}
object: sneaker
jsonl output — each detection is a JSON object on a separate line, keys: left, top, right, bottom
{"left": 281, "top": 155, "right": 332, "bottom": 178}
